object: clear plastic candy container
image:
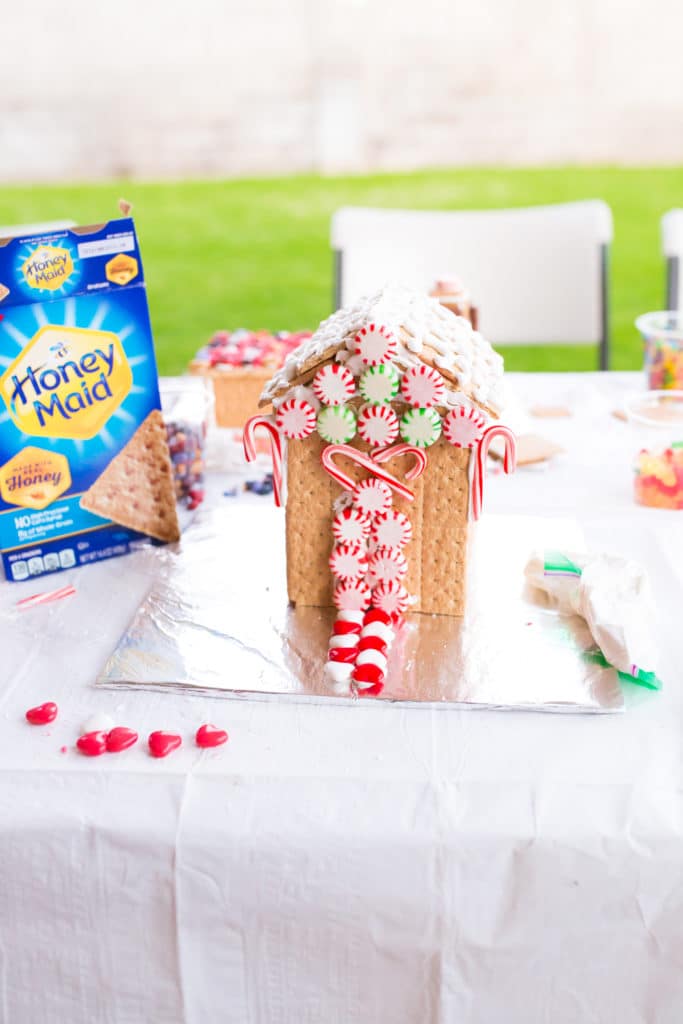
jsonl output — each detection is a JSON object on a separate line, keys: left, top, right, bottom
{"left": 160, "top": 378, "right": 214, "bottom": 509}
{"left": 626, "top": 390, "right": 683, "bottom": 510}
{"left": 635, "top": 312, "right": 683, "bottom": 390}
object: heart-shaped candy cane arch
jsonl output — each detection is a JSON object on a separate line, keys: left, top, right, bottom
{"left": 320, "top": 443, "right": 425, "bottom": 501}
{"left": 471, "top": 424, "right": 517, "bottom": 520}
{"left": 370, "top": 443, "right": 428, "bottom": 482}
{"left": 242, "top": 415, "right": 284, "bottom": 507}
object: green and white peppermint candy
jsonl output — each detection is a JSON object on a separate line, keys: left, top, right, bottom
{"left": 400, "top": 407, "right": 442, "bottom": 448}
{"left": 317, "top": 404, "right": 357, "bottom": 443}
{"left": 358, "top": 364, "right": 400, "bottom": 405}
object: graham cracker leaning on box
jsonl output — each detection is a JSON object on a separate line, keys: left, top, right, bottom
{"left": 80, "top": 410, "right": 180, "bottom": 542}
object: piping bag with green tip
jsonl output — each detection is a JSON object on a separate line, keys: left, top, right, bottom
{"left": 525, "top": 551, "right": 662, "bottom": 689}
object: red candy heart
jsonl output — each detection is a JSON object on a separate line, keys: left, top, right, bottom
{"left": 77, "top": 731, "right": 108, "bottom": 757}
{"left": 106, "top": 727, "right": 138, "bottom": 753}
{"left": 148, "top": 731, "right": 182, "bottom": 758}
{"left": 26, "top": 701, "right": 58, "bottom": 725}
{"left": 196, "top": 724, "right": 228, "bottom": 749}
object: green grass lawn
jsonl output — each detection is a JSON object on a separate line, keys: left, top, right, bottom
{"left": 0, "top": 168, "right": 680, "bottom": 375}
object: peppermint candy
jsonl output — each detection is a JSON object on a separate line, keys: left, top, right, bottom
{"left": 358, "top": 365, "right": 400, "bottom": 405}
{"left": 329, "top": 542, "right": 368, "bottom": 582}
{"left": 368, "top": 546, "right": 408, "bottom": 585}
{"left": 313, "top": 363, "right": 355, "bottom": 406}
{"left": 334, "top": 578, "right": 371, "bottom": 612}
{"left": 275, "top": 397, "right": 317, "bottom": 440}
{"left": 371, "top": 580, "right": 410, "bottom": 615}
{"left": 400, "top": 364, "right": 446, "bottom": 408}
{"left": 317, "top": 405, "right": 357, "bottom": 443}
{"left": 352, "top": 478, "right": 393, "bottom": 517}
{"left": 442, "top": 404, "right": 487, "bottom": 448}
{"left": 354, "top": 323, "right": 398, "bottom": 366}
{"left": 371, "top": 509, "right": 412, "bottom": 549}
{"left": 332, "top": 506, "right": 371, "bottom": 545}
{"left": 357, "top": 405, "right": 399, "bottom": 447}
{"left": 400, "top": 407, "right": 442, "bottom": 448}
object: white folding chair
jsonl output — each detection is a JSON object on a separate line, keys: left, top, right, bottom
{"left": 662, "top": 210, "right": 683, "bottom": 312}
{"left": 331, "top": 201, "right": 614, "bottom": 369}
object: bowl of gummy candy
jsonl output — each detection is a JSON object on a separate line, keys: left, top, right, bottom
{"left": 626, "top": 390, "right": 683, "bottom": 510}
{"left": 635, "top": 312, "right": 683, "bottom": 391}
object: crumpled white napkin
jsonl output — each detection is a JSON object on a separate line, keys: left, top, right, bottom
{"left": 525, "top": 550, "right": 661, "bottom": 689}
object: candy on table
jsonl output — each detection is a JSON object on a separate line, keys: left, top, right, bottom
{"left": 400, "top": 407, "right": 442, "bottom": 448}
{"left": 634, "top": 445, "right": 683, "bottom": 509}
{"left": 77, "top": 731, "right": 108, "bottom": 757}
{"left": 25, "top": 701, "right": 58, "bottom": 725}
{"left": 371, "top": 579, "right": 410, "bottom": 616}
{"left": 354, "top": 323, "right": 398, "bottom": 366}
{"left": 148, "top": 731, "right": 182, "bottom": 758}
{"left": 367, "top": 546, "right": 408, "bottom": 585}
{"left": 275, "top": 397, "right": 317, "bottom": 440}
{"left": 371, "top": 509, "right": 412, "bottom": 549}
{"left": 166, "top": 419, "right": 206, "bottom": 508}
{"left": 358, "top": 365, "right": 400, "bottom": 405}
{"left": 313, "top": 363, "right": 356, "bottom": 406}
{"left": 329, "top": 542, "right": 369, "bottom": 582}
{"left": 317, "top": 405, "right": 357, "bottom": 443}
{"left": 644, "top": 340, "right": 683, "bottom": 391}
{"left": 352, "top": 478, "right": 393, "bottom": 517}
{"left": 202, "top": 329, "right": 311, "bottom": 370}
{"left": 106, "top": 727, "right": 138, "bottom": 753}
{"left": 196, "top": 724, "right": 229, "bottom": 748}
{"left": 400, "top": 364, "right": 446, "bottom": 408}
{"left": 442, "top": 404, "right": 487, "bottom": 448}
{"left": 357, "top": 404, "right": 400, "bottom": 447}
{"left": 332, "top": 506, "right": 372, "bottom": 545}
{"left": 333, "top": 578, "right": 372, "bottom": 612}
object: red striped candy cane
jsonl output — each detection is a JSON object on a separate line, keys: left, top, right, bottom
{"left": 321, "top": 444, "right": 415, "bottom": 503}
{"left": 243, "top": 414, "right": 284, "bottom": 507}
{"left": 471, "top": 424, "right": 517, "bottom": 520}
{"left": 370, "top": 443, "right": 427, "bottom": 482}
{"left": 17, "top": 584, "right": 76, "bottom": 610}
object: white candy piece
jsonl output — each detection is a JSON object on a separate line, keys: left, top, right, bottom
{"left": 337, "top": 609, "right": 365, "bottom": 624}
{"left": 325, "top": 661, "right": 354, "bottom": 684}
{"left": 328, "top": 634, "right": 359, "bottom": 649}
{"left": 80, "top": 712, "right": 114, "bottom": 736}
{"left": 355, "top": 648, "right": 388, "bottom": 671}
{"left": 360, "top": 621, "right": 394, "bottom": 645}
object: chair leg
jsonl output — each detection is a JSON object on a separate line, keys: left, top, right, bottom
{"left": 333, "top": 250, "right": 343, "bottom": 312}
{"left": 599, "top": 244, "right": 610, "bottom": 371}
{"left": 666, "top": 257, "right": 680, "bottom": 312}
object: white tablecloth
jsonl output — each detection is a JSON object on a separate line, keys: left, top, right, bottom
{"left": 2, "top": 373, "right": 682, "bottom": 1024}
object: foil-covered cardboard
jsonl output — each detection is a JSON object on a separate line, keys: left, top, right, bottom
{"left": 97, "top": 504, "right": 622, "bottom": 712}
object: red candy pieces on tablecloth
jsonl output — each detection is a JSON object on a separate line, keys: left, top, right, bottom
{"left": 148, "top": 731, "right": 182, "bottom": 759}
{"left": 313, "top": 363, "right": 355, "bottom": 406}
{"left": 354, "top": 323, "right": 398, "bottom": 366}
{"left": 77, "top": 731, "right": 108, "bottom": 757}
{"left": 196, "top": 724, "right": 229, "bottom": 748}
{"left": 106, "top": 727, "right": 138, "bottom": 753}
{"left": 400, "top": 364, "right": 446, "bottom": 408}
{"left": 25, "top": 702, "right": 58, "bottom": 725}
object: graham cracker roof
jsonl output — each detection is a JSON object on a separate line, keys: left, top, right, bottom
{"left": 259, "top": 285, "right": 504, "bottom": 416}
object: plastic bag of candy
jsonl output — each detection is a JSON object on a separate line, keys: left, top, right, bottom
{"left": 160, "top": 379, "right": 214, "bottom": 510}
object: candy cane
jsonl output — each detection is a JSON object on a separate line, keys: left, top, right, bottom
{"left": 471, "top": 424, "right": 517, "bottom": 521}
{"left": 243, "top": 414, "right": 284, "bottom": 507}
{"left": 370, "top": 443, "right": 427, "bottom": 482}
{"left": 321, "top": 444, "right": 415, "bottom": 502}
{"left": 17, "top": 584, "right": 76, "bottom": 610}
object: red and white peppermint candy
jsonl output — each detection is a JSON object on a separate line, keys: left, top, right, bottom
{"left": 371, "top": 509, "right": 412, "bottom": 549}
{"left": 313, "top": 363, "right": 356, "bottom": 406}
{"left": 360, "top": 620, "right": 394, "bottom": 645}
{"left": 357, "top": 405, "right": 399, "bottom": 447}
{"left": 331, "top": 618, "right": 362, "bottom": 635}
{"left": 352, "top": 662, "right": 385, "bottom": 689}
{"left": 337, "top": 609, "right": 365, "bottom": 625}
{"left": 332, "top": 506, "right": 371, "bottom": 545}
{"left": 442, "top": 404, "right": 487, "bottom": 448}
{"left": 357, "top": 634, "right": 388, "bottom": 656}
{"left": 275, "top": 397, "right": 317, "bottom": 440}
{"left": 400, "top": 364, "right": 446, "bottom": 408}
{"left": 354, "top": 323, "right": 398, "bottom": 366}
{"left": 356, "top": 647, "right": 387, "bottom": 672}
{"left": 352, "top": 478, "right": 393, "bottom": 517}
{"left": 368, "top": 546, "right": 408, "bottom": 584}
{"left": 372, "top": 580, "right": 410, "bottom": 616}
{"left": 334, "top": 578, "right": 371, "bottom": 612}
{"left": 329, "top": 542, "right": 368, "bottom": 582}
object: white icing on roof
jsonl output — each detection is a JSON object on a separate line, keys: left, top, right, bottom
{"left": 260, "top": 284, "right": 505, "bottom": 414}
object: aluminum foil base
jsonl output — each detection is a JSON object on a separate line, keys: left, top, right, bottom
{"left": 97, "top": 504, "right": 622, "bottom": 712}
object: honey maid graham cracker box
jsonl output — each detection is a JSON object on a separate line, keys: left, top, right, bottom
{"left": 0, "top": 218, "right": 174, "bottom": 582}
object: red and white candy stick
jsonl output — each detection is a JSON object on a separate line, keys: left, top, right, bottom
{"left": 17, "top": 584, "right": 76, "bottom": 610}
{"left": 471, "top": 423, "right": 517, "bottom": 521}
{"left": 357, "top": 405, "right": 399, "bottom": 447}
{"left": 400, "top": 364, "right": 446, "bottom": 408}
{"left": 332, "top": 506, "right": 371, "bottom": 545}
{"left": 243, "top": 414, "right": 283, "bottom": 507}
{"left": 442, "top": 404, "right": 487, "bottom": 449}
{"left": 371, "top": 509, "right": 412, "bottom": 549}
{"left": 352, "top": 478, "right": 393, "bottom": 517}
{"left": 329, "top": 542, "right": 368, "bottom": 582}
{"left": 320, "top": 443, "right": 415, "bottom": 503}
{"left": 354, "top": 323, "right": 398, "bottom": 366}
{"left": 275, "top": 397, "right": 317, "bottom": 440}
{"left": 370, "top": 443, "right": 427, "bottom": 482}
{"left": 313, "top": 363, "right": 356, "bottom": 406}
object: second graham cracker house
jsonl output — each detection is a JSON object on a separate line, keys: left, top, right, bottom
{"left": 258, "top": 286, "right": 506, "bottom": 618}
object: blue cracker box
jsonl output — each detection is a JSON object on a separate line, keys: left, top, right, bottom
{"left": 0, "top": 219, "right": 168, "bottom": 581}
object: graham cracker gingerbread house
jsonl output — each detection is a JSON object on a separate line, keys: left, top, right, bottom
{"left": 246, "top": 285, "right": 515, "bottom": 626}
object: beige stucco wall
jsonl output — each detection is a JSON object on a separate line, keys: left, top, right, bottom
{"left": 1, "top": 0, "right": 682, "bottom": 182}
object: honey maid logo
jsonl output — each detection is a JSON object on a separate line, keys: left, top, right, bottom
{"left": 0, "top": 325, "right": 133, "bottom": 440}
{"left": 21, "top": 244, "right": 75, "bottom": 293}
